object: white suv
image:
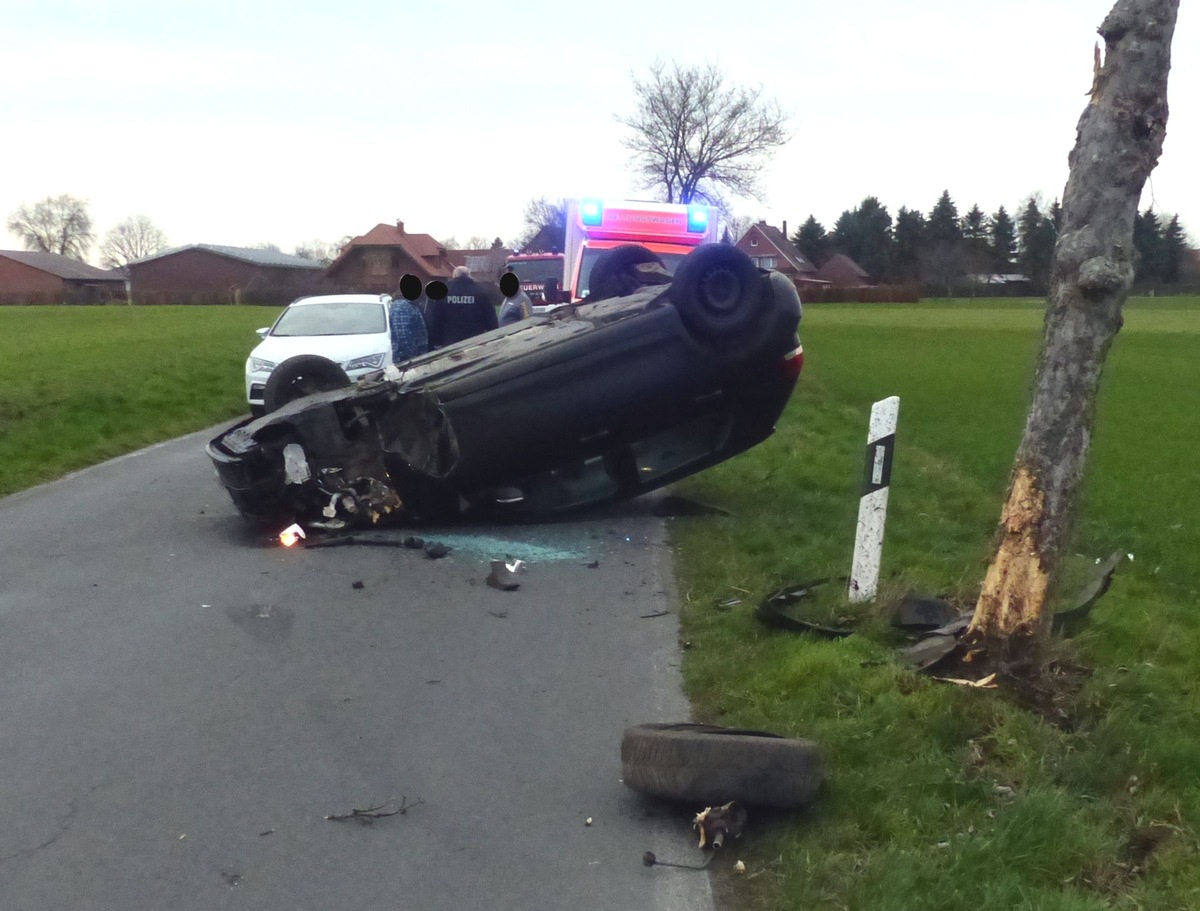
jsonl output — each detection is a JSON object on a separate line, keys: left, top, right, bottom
{"left": 245, "top": 294, "right": 393, "bottom": 415}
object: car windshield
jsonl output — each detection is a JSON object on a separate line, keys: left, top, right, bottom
{"left": 272, "top": 302, "right": 386, "bottom": 337}
{"left": 578, "top": 249, "right": 689, "bottom": 299}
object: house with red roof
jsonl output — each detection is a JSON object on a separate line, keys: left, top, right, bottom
{"left": 734, "top": 221, "right": 829, "bottom": 293}
{"left": 324, "top": 221, "right": 455, "bottom": 294}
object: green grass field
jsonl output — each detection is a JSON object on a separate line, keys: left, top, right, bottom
{"left": 1, "top": 298, "right": 1198, "bottom": 909}
{"left": 0, "top": 305, "right": 276, "bottom": 496}
{"left": 672, "top": 295, "right": 1200, "bottom": 910}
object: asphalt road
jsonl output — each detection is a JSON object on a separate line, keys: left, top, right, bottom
{"left": 0, "top": 427, "right": 715, "bottom": 911}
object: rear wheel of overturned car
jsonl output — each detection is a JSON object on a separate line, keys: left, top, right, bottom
{"left": 262, "top": 354, "right": 352, "bottom": 413}
{"left": 670, "top": 245, "right": 769, "bottom": 356}
{"left": 621, "top": 723, "right": 823, "bottom": 809}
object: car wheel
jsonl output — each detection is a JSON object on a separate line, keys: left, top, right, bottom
{"left": 262, "top": 354, "right": 351, "bottom": 413}
{"left": 587, "top": 244, "right": 665, "bottom": 301}
{"left": 620, "top": 723, "right": 823, "bottom": 808}
{"left": 669, "top": 245, "right": 769, "bottom": 355}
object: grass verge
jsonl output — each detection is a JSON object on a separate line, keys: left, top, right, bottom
{"left": 671, "top": 296, "right": 1200, "bottom": 910}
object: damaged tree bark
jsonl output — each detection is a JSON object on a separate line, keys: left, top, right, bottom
{"left": 968, "top": 0, "right": 1178, "bottom": 651}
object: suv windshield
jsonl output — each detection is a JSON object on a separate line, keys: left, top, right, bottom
{"left": 273, "top": 302, "right": 386, "bottom": 337}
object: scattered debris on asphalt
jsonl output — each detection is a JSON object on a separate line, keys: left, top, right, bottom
{"left": 403, "top": 536, "right": 425, "bottom": 549}
{"left": 352, "top": 580, "right": 364, "bottom": 590}
{"left": 639, "top": 610, "right": 670, "bottom": 619}
{"left": 279, "top": 523, "right": 306, "bottom": 547}
{"left": 423, "top": 542, "right": 450, "bottom": 559}
{"left": 582, "top": 560, "right": 600, "bottom": 569}
{"left": 486, "top": 560, "right": 521, "bottom": 590}
{"left": 325, "top": 796, "right": 424, "bottom": 825}
{"left": 642, "top": 850, "right": 715, "bottom": 871}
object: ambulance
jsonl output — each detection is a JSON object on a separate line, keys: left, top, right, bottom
{"left": 561, "top": 198, "right": 720, "bottom": 303}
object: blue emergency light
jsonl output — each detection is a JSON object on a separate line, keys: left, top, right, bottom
{"left": 687, "top": 206, "right": 709, "bottom": 232}
{"left": 580, "top": 199, "right": 604, "bottom": 226}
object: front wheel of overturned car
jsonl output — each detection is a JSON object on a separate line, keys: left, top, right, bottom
{"left": 670, "top": 244, "right": 769, "bottom": 356}
{"left": 621, "top": 723, "right": 823, "bottom": 809}
{"left": 262, "top": 354, "right": 352, "bottom": 413}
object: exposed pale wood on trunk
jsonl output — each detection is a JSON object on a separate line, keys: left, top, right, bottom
{"left": 968, "top": 0, "right": 1178, "bottom": 648}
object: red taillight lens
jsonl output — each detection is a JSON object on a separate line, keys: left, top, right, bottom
{"left": 782, "top": 343, "right": 804, "bottom": 380}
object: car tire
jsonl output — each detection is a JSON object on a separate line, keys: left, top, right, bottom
{"left": 620, "top": 723, "right": 823, "bottom": 808}
{"left": 587, "top": 244, "right": 665, "bottom": 301}
{"left": 262, "top": 355, "right": 351, "bottom": 413}
{"left": 669, "top": 244, "right": 770, "bottom": 355}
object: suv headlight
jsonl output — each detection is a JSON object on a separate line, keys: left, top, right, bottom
{"left": 345, "top": 353, "right": 387, "bottom": 371}
{"left": 249, "top": 357, "right": 276, "bottom": 372}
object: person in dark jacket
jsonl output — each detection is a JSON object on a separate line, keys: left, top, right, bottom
{"left": 425, "top": 266, "right": 499, "bottom": 347}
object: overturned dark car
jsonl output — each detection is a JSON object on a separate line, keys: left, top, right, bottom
{"left": 206, "top": 244, "right": 803, "bottom": 527}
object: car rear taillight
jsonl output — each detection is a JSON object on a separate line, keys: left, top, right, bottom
{"left": 782, "top": 344, "right": 804, "bottom": 380}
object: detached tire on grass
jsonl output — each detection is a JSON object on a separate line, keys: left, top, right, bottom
{"left": 621, "top": 723, "right": 823, "bottom": 809}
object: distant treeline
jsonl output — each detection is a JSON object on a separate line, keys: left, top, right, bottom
{"left": 793, "top": 191, "right": 1193, "bottom": 297}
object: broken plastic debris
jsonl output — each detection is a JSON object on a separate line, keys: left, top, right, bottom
{"left": 585, "top": 817, "right": 593, "bottom": 826}
{"left": 735, "top": 860, "right": 747, "bottom": 874}
{"left": 892, "top": 593, "right": 959, "bottom": 630}
{"left": 278, "top": 524, "right": 306, "bottom": 547}
{"left": 506, "top": 558, "right": 526, "bottom": 574}
{"left": 487, "top": 560, "right": 521, "bottom": 591}
{"left": 694, "top": 801, "right": 747, "bottom": 850}
{"left": 899, "top": 634, "right": 959, "bottom": 671}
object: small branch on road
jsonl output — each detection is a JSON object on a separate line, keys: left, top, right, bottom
{"left": 325, "top": 796, "right": 424, "bottom": 825}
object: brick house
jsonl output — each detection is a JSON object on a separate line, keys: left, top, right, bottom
{"left": 0, "top": 250, "right": 126, "bottom": 304}
{"left": 127, "top": 244, "right": 327, "bottom": 305}
{"left": 324, "top": 221, "right": 455, "bottom": 294}
{"left": 734, "top": 222, "right": 828, "bottom": 293}
{"left": 815, "top": 253, "right": 870, "bottom": 287}
{"left": 447, "top": 240, "right": 513, "bottom": 286}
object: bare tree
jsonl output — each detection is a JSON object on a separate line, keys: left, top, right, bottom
{"left": 968, "top": 0, "right": 1178, "bottom": 654}
{"left": 293, "top": 238, "right": 341, "bottom": 265}
{"left": 99, "top": 215, "right": 168, "bottom": 270}
{"left": 618, "top": 61, "right": 790, "bottom": 205}
{"left": 7, "top": 194, "right": 94, "bottom": 260}
{"left": 514, "top": 197, "right": 567, "bottom": 252}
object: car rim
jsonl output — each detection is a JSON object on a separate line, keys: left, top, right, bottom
{"left": 701, "top": 267, "right": 741, "bottom": 315}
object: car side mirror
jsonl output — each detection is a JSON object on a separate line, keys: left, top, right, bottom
{"left": 256, "top": 327, "right": 269, "bottom": 338}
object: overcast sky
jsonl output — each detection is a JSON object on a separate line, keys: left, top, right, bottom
{"left": 4, "top": 0, "right": 1196, "bottom": 261}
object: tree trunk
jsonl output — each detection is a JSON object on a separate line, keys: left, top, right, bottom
{"left": 968, "top": 0, "right": 1178, "bottom": 650}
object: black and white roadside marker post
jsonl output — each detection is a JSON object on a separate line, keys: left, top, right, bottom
{"left": 849, "top": 396, "right": 899, "bottom": 603}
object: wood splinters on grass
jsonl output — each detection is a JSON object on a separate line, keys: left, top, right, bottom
{"left": 932, "top": 672, "right": 998, "bottom": 689}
